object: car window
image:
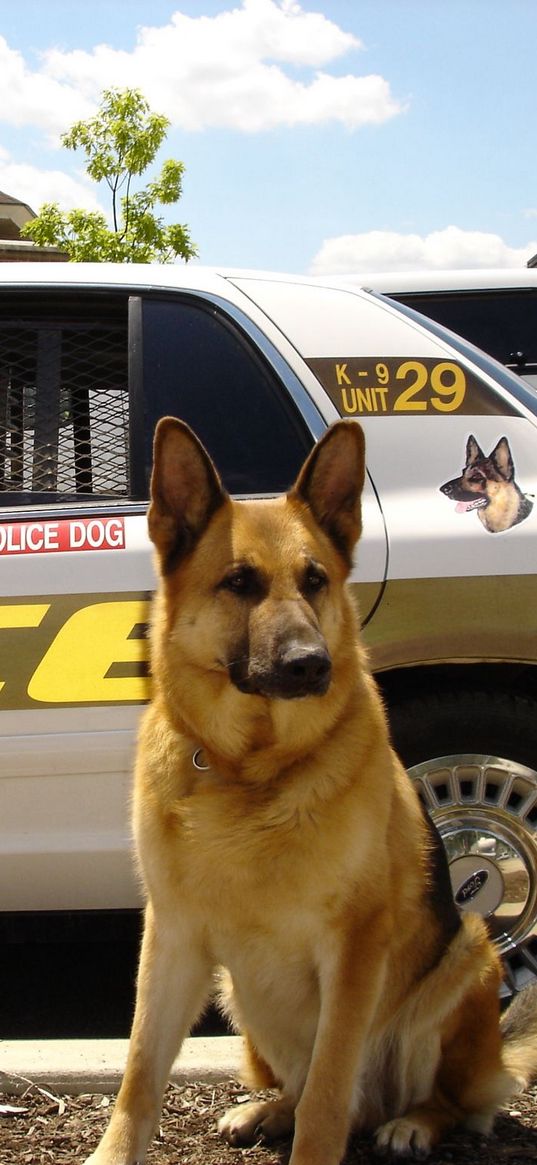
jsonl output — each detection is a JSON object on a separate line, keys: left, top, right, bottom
{"left": 0, "top": 289, "right": 314, "bottom": 508}
{"left": 139, "top": 295, "right": 313, "bottom": 494}
{"left": 392, "top": 289, "right": 537, "bottom": 373}
{"left": 0, "top": 292, "right": 129, "bottom": 505}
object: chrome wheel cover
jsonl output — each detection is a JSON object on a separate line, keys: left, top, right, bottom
{"left": 408, "top": 754, "right": 537, "bottom": 995}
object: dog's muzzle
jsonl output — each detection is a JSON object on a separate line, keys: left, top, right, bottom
{"left": 230, "top": 644, "right": 332, "bottom": 699}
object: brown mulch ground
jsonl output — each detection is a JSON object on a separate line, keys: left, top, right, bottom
{"left": 2, "top": 1078, "right": 537, "bottom": 1165}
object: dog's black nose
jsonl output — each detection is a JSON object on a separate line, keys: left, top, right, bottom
{"left": 276, "top": 645, "right": 332, "bottom": 697}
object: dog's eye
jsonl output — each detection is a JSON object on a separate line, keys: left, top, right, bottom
{"left": 303, "top": 565, "right": 328, "bottom": 595}
{"left": 219, "top": 567, "right": 261, "bottom": 597}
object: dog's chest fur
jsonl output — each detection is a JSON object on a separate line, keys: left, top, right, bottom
{"left": 479, "top": 482, "right": 531, "bottom": 532}
{"left": 148, "top": 754, "right": 383, "bottom": 920}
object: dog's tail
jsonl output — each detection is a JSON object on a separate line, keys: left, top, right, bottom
{"left": 501, "top": 983, "right": 537, "bottom": 1090}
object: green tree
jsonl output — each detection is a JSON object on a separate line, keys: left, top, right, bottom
{"left": 22, "top": 88, "right": 197, "bottom": 263}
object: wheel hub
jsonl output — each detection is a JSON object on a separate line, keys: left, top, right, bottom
{"left": 408, "top": 755, "right": 537, "bottom": 994}
{"left": 449, "top": 851, "right": 505, "bottom": 916}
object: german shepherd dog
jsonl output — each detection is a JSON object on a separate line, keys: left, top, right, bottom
{"left": 441, "top": 434, "right": 533, "bottom": 533}
{"left": 86, "top": 418, "right": 537, "bottom": 1165}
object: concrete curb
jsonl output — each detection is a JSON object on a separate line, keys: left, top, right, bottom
{"left": 0, "top": 1036, "right": 242, "bottom": 1096}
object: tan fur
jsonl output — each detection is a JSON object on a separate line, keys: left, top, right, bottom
{"left": 85, "top": 419, "right": 537, "bottom": 1165}
{"left": 477, "top": 476, "right": 525, "bottom": 532}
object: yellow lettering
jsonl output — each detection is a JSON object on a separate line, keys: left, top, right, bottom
{"left": 341, "top": 387, "right": 358, "bottom": 414}
{"left": 430, "top": 363, "right": 467, "bottom": 412}
{"left": 394, "top": 361, "right": 428, "bottom": 411}
{"left": 28, "top": 601, "right": 150, "bottom": 704}
{"left": 375, "top": 386, "right": 389, "bottom": 412}
{"left": 356, "top": 388, "right": 373, "bottom": 412}
{"left": 0, "top": 604, "right": 50, "bottom": 628}
{"left": 336, "top": 362, "right": 352, "bottom": 386}
{"left": 0, "top": 604, "right": 50, "bottom": 691}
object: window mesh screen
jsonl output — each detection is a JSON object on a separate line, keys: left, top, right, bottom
{"left": 0, "top": 295, "right": 129, "bottom": 501}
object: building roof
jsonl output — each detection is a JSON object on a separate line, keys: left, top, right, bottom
{"left": 0, "top": 190, "right": 36, "bottom": 217}
{"left": 0, "top": 190, "right": 37, "bottom": 245}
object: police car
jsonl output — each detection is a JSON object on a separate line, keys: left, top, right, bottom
{"left": 1, "top": 263, "right": 536, "bottom": 994}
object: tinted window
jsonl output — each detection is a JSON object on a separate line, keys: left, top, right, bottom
{"left": 393, "top": 289, "right": 537, "bottom": 371}
{"left": 140, "top": 296, "right": 313, "bottom": 493}
{"left": 0, "top": 293, "right": 129, "bottom": 504}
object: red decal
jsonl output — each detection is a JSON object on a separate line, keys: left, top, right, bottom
{"left": 0, "top": 517, "right": 126, "bottom": 556}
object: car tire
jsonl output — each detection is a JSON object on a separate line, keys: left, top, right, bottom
{"left": 388, "top": 690, "right": 537, "bottom": 996}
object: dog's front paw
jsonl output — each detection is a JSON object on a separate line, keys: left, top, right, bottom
{"left": 375, "top": 1116, "right": 432, "bottom": 1158}
{"left": 219, "top": 1098, "right": 294, "bottom": 1146}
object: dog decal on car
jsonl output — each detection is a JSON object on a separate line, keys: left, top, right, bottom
{"left": 440, "top": 435, "right": 534, "bottom": 533}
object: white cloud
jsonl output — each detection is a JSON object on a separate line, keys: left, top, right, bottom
{"left": 0, "top": 147, "right": 104, "bottom": 214}
{"left": 0, "top": 36, "right": 92, "bottom": 138}
{"left": 309, "top": 225, "right": 537, "bottom": 275}
{"left": 0, "top": 2, "right": 404, "bottom": 136}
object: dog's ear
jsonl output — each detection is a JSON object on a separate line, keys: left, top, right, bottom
{"left": 148, "top": 417, "right": 228, "bottom": 569}
{"left": 466, "top": 435, "right": 485, "bottom": 465}
{"left": 489, "top": 436, "right": 514, "bottom": 482}
{"left": 290, "top": 420, "right": 365, "bottom": 563}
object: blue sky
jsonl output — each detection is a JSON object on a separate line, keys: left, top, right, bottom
{"left": 1, "top": 0, "right": 537, "bottom": 273}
